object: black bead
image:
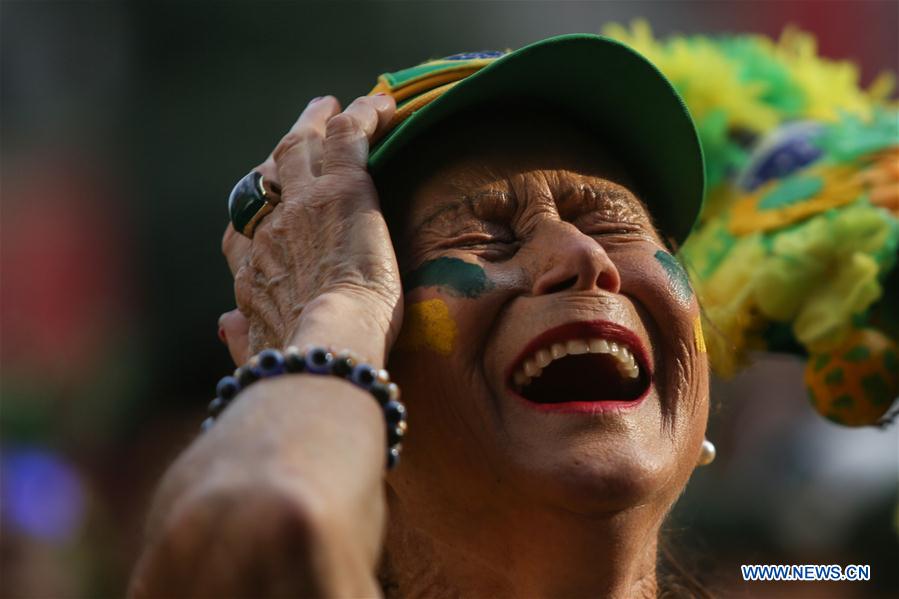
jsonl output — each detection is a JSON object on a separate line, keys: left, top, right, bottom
{"left": 383, "top": 400, "right": 407, "bottom": 425}
{"left": 285, "top": 351, "right": 305, "bottom": 373}
{"left": 331, "top": 355, "right": 356, "bottom": 377}
{"left": 216, "top": 376, "right": 240, "bottom": 400}
{"left": 257, "top": 349, "right": 285, "bottom": 377}
{"left": 306, "top": 347, "right": 333, "bottom": 374}
{"left": 201, "top": 417, "right": 216, "bottom": 432}
{"left": 387, "top": 447, "right": 401, "bottom": 470}
{"left": 351, "top": 364, "right": 378, "bottom": 388}
{"left": 236, "top": 365, "right": 259, "bottom": 387}
{"left": 370, "top": 382, "right": 391, "bottom": 405}
{"left": 208, "top": 396, "right": 228, "bottom": 416}
{"left": 387, "top": 423, "right": 405, "bottom": 446}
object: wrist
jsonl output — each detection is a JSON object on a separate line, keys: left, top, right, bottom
{"left": 290, "top": 293, "right": 396, "bottom": 368}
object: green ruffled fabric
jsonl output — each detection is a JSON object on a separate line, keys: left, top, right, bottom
{"left": 605, "top": 21, "right": 899, "bottom": 376}
{"left": 603, "top": 20, "right": 896, "bottom": 195}
{"left": 755, "top": 203, "right": 899, "bottom": 352}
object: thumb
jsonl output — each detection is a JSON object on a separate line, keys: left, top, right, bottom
{"left": 219, "top": 309, "right": 251, "bottom": 366}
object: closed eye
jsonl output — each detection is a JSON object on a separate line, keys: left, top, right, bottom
{"left": 584, "top": 224, "right": 646, "bottom": 238}
{"left": 440, "top": 233, "right": 519, "bottom": 261}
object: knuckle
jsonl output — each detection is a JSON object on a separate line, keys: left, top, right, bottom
{"left": 316, "top": 95, "right": 341, "bottom": 112}
{"left": 347, "top": 95, "right": 377, "bottom": 115}
{"left": 278, "top": 181, "right": 309, "bottom": 204}
{"left": 319, "top": 170, "right": 374, "bottom": 195}
{"left": 273, "top": 128, "right": 319, "bottom": 162}
{"left": 323, "top": 151, "right": 366, "bottom": 173}
{"left": 325, "top": 113, "right": 361, "bottom": 140}
{"left": 234, "top": 267, "right": 255, "bottom": 310}
{"left": 253, "top": 221, "right": 274, "bottom": 247}
{"left": 353, "top": 96, "right": 378, "bottom": 121}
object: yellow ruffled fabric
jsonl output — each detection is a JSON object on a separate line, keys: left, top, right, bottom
{"left": 686, "top": 201, "right": 898, "bottom": 374}
{"left": 605, "top": 21, "right": 899, "bottom": 425}
{"left": 603, "top": 20, "right": 779, "bottom": 134}
{"left": 754, "top": 203, "right": 896, "bottom": 352}
{"left": 604, "top": 20, "right": 895, "bottom": 130}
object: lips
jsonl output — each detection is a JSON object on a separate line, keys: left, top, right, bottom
{"left": 506, "top": 321, "right": 652, "bottom": 409}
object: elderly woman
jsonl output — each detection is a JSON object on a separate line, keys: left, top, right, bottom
{"left": 131, "top": 34, "right": 714, "bottom": 598}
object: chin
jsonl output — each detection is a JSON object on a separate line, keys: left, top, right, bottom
{"left": 495, "top": 409, "right": 681, "bottom": 514}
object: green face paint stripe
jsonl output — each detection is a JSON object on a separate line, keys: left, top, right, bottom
{"left": 654, "top": 250, "right": 693, "bottom": 304}
{"left": 404, "top": 257, "right": 493, "bottom": 298}
{"left": 884, "top": 350, "right": 898, "bottom": 373}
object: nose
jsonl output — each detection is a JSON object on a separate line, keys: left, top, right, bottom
{"left": 530, "top": 222, "right": 622, "bottom": 296}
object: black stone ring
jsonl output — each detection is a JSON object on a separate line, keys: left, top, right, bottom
{"left": 228, "top": 171, "right": 279, "bottom": 237}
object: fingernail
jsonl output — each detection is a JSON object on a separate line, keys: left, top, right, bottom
{"left": 374, "top": 92, "right": 388, "bottom": 96}
{"left": 309, "top": 96, "right": 323, "bottom": 104}
{"left": 218, "top": 326, "right": 227, "bottom": 344}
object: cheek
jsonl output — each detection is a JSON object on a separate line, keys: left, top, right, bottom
{"left": 403, "top": 257, "right": 494, "bottom": 298}
{"left": 395, "top": 297, "right": 459, "bottom": 355}
{"left": 396, "top": 257, "right": 513, "bottom": 359}
{"left": 652, "top": 249, "right": 694, "bottom": 308}
{"left": 617, "top": 247, "right": 708, "bottom": 406}
{"left": 394, "top": 258, "right": 494, "bottom": 358}
{"left": 693, "top": 314, "right": 707, "bottom": 355}
{"left": 649, "top": 250, "right": 707, "bottom": 357}
{"left": 617, "top": 248, "right": 697, "bottom": 323}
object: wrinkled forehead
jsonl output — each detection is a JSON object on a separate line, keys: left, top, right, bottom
{"left": 376, "top": 105, "right": 658, "bottom": 245}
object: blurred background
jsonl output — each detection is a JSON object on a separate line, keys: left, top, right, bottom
{"left": 1, "top": 1, "right": 897, "bottom": 597}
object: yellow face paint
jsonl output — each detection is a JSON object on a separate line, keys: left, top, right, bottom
{"left": 395, "top": 299, "right": 458, "bottom": 355}
{"left": 693, "top": 316, "right": 707, "bottom": 354}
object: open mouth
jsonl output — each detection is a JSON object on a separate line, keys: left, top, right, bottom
{"left": 507, "top": 322, "right": 652, "bottom": 406}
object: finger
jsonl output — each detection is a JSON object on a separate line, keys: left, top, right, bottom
{"left": 222, "top": 223, "right": 252, "bottom": 276}
{"left": 369, "top": 93, "right": 398, "bottom": 144}
{"left": 274, "top": 96, "right": 342, "bottom": 191}
{"left": 219, "top": 309, "right": 250, "bottom": 366}
{"left": 254, "top": 157, "right": 282, "bottom": 204}
{"left": 321, "top": 94, "right": 395, "bottom": 175}
{"left": 240, "top": 157, "right": 285, "bottom": 243}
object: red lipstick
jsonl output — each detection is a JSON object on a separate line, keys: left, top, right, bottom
{"left": 506, "top": 320, "right": 653, "bottom": 413}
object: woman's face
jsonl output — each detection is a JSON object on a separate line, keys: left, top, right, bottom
{"left": 386, "top": 114, "right": 709, "bottom": 520}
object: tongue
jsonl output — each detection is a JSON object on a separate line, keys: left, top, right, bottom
{"left": 521, "top": 354, "right": 644, "bottom": 404}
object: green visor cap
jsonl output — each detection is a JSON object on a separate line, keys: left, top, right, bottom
{"left": 366, "top": 33, "right": 705, "bottom": 246}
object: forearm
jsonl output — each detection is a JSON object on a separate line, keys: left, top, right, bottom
{"left": 134, "top": 374, "right": 388, "bottom": 597}
{"left": 137, "top": 89, "right": 405, "bottom": 596}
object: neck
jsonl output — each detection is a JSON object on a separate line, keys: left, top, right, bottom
{"left": 381, "top": 489, "right": 661, "bottom": 599}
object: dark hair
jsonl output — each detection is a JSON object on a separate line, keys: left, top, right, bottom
{"left": 658, "top": 537, "right": 713, "bottom": 598}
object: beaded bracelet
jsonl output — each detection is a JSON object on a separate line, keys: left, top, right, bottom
{"left": 203, "top": 346, "right": 406, "bottom": 469}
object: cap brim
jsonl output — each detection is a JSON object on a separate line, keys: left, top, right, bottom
{"left": 368, "top": 33, "right": 705, "bottom": 245}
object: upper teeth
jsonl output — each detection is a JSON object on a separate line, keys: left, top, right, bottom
{"left": 512, "top": 338, "right": 641, "bottom": 388}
